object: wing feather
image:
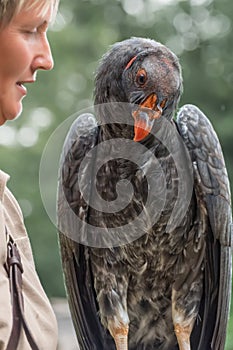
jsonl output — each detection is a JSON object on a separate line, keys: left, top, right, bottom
{"left": 176, "top": 104, "right": 232, "bottom": 350}
{"left": 57, "top": 113, "right": 115, "bottom": 349}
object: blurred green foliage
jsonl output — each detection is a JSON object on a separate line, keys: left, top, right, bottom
{"left": 1, "top": 0, "right": 232, "bottom": 348}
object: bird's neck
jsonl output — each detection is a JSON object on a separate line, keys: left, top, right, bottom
{"left": 99, "top": 121, "right": 134, "bottom": 141}
{"left": 95, "top": 102, "right": 135, "bottom": 141}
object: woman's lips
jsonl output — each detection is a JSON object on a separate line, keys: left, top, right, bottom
{"left": 16, "top": 82, "right": 27, "bottom": 96}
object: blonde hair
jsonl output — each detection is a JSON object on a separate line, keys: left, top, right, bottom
{"left": 0, "top": 0, "right": 59, "bottom": 27}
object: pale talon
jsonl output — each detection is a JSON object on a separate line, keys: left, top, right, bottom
{"left": 157, "top": 104, "right": 163, "bottom": 113}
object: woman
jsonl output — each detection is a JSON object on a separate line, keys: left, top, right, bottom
{"left": 0, "top": 0, "right": 59, "bottom": 349}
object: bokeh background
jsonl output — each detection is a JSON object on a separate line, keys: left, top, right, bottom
{"left": 0, "top": 0, "right": 232, "bottom": 348}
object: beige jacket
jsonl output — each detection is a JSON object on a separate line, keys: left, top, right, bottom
{"left": 0, "top": 170, "right": 58, "bottom": 350}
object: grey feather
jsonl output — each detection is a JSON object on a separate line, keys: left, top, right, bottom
{"left": 177, "top": 104, "right": 232, "bottom": 349}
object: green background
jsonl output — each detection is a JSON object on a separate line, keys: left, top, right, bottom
{"left": 1, "top": 0, "right": 232, "bottom": 348}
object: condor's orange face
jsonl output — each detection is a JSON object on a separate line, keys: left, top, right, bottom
{"left": 122, "top": 50, "right": 181, "bottom": 142}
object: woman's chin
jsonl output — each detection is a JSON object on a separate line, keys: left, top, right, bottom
{"left": 1, "top": 103, "right": 23, "bottom": 124}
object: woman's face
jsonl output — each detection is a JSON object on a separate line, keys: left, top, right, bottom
{"left": 0, "top": 3, "right": 54, "bottom": 125}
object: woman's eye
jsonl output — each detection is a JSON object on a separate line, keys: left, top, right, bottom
{"left": 136, "top": 69, "right": 147, "bottom": 86}
{"left": 23, "top": 28, "right": 37, "bottom": 35}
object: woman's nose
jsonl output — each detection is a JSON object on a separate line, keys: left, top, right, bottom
{"left": 32, "top": 35, "right": 54, "bottom": 72}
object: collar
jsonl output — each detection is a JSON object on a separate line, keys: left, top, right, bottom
{"left": 0, "top": 170, "right": 9, "bottom": 202}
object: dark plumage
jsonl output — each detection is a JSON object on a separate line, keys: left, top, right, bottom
{"left": 57, "top": 37, "right": 232, "bottom": 350}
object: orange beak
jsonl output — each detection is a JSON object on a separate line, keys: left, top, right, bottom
{"left": 132, "top": 94, "right": 165, "bottom": 142}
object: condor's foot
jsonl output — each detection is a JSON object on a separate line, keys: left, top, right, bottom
{"left": 174, "top": 323, "right": 192, "bottom": 350}
{"left": 108, "top": 322, "right": 129, "bottom": 350}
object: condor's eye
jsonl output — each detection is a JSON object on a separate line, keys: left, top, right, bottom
{"left": 136, "top": 69, "right": 147, "bottom": 86}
